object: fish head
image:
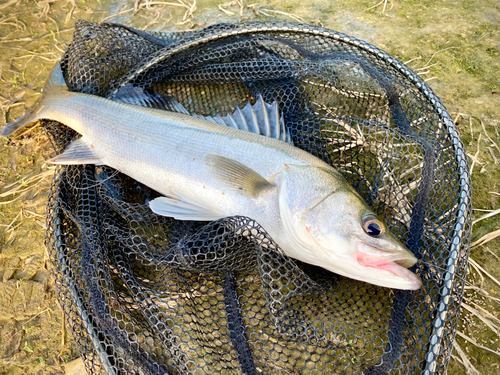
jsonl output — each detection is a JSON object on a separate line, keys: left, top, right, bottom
{"left": 278, "top": 164, "right": 422, "bottom": 290}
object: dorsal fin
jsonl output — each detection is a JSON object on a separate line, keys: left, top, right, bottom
{"left": 111, "top": 86, "right": 292, "bottom": 144}
{"left": 110, "top": 84, "right": 190, "bottom": 114}
{"left": 204, "top": 95, "right": 292, "bottom": 144}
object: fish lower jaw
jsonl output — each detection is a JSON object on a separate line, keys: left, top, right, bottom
{"left": 293, "top": 255, "right": 422, "bottom": 290}
{"left": 361, "top": 263, "right": 423, "bottom": 290}
{"left": 280, "top": 242, "right": 422, "bottom": 290}
{"left": 353, "top": 241, "right": 422, "bottom": 290}
{"left": 319, "top": 261, "right": 422, "bottom": 290}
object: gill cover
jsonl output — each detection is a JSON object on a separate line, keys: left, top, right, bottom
{"left": 277, "top": 164, "right": 349, "bottom": 263}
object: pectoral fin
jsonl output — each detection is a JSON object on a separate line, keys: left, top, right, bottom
{"left": 205, "top": 154, "right": 273, "bottom": 198}
{"left": 49, "top": 137, "right": 102, "bottom": 165}
{"left": 149, "top": 193, "right": 227, "bottom": 221}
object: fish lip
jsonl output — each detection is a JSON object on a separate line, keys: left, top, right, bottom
{"left": 355, "top": 241, "right": 422, "bottom": 290}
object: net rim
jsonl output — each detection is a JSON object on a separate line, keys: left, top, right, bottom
{"left": 55, "top": 21, "right": 473, "bottom": 373}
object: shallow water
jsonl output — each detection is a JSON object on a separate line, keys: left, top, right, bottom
{"left": 0, "top": 0, "right": 499, "bottom": 374}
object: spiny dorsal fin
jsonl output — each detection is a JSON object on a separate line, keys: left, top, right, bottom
{"left": 49, "top": 137, "right": 102, "bottom": 165}
{"left": 211, "top": 95, "right": 291, "bottom": 144}
{"left": 205, "top": 154, "right": 274, "bottom": 198}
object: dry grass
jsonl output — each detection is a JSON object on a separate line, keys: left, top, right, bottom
{"left": 366, "top": 0, "right": 394, "bottom": 16}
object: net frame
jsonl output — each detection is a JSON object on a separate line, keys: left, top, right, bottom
{"left": 42, "top": 20, "right": 472, "bottom": 374}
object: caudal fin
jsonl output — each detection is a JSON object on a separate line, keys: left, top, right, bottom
{"left": 1, "top": 63, "right": 67, "bottom": 137}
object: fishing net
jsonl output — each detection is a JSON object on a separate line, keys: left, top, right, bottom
{"left": 43, "top": 20, "right": 471, "bottom": 374}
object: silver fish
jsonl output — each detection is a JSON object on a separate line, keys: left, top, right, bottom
{"left": 2, "top": 64, "right": 421, "bottom": 290}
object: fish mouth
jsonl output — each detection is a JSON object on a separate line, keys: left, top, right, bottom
{"left": 355, "top": 242, "right": 422, "bottom": 290}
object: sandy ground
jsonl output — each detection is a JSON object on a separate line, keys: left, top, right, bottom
{"left": 0, "top": 0, "right": 499, "bottom": 374}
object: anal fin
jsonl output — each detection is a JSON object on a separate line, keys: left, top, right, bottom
{"left": 49, "top": 137, "right": 102, "bottom": 165}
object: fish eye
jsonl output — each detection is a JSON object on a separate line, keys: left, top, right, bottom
{"left": 362, "top": 214, "right": 386, "bottom": 237}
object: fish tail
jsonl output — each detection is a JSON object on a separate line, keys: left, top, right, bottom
{"left": 1, "top": 63, "right": 67, "bottom": 137}
{"left": 1, "top": 107, "right": 42, "bottom": 137}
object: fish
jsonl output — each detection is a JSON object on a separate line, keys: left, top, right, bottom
{"left": 1, "top": 63, "right": 422, "bottom": 290}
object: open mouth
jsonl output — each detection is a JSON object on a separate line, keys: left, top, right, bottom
{"left": 355, "top": 242, "right": 422, "bottom": 290}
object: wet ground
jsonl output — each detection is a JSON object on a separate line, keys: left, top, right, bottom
{"left": 0, "top": 0, "right": 499, "bottom": 374}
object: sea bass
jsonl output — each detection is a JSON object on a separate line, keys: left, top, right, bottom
{"left": 2, "top": 64, "right": 422, "bottom": 290}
